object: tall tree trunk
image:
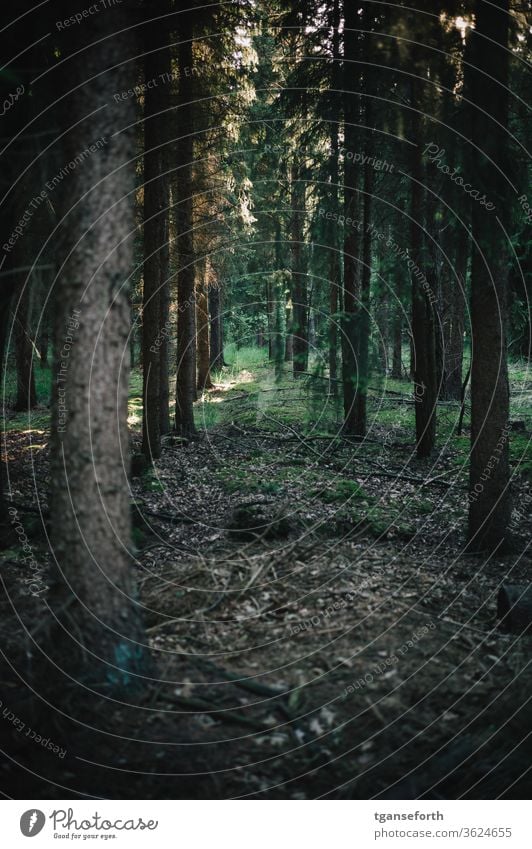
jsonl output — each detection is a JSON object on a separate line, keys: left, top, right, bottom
{"left": 273, "top": 223, "right": 285, "bottom": 379}
{"left": 141, "top": 39, "right": 161, "bottom": 461}
{"left": 410, "top": 73, "right": 437, "bottom": 457}
{"left": 352, "top": 122, "right": 373, "bottom": 435}
{"left": 328, "top": 0, "right": 341, "bottom": 393}
{"left": 209, "top": 284, "right": 223, "bottom": 370}
{"left": 48, "top": 0, "right": 151, "bottom": 692}
{"left": 196, "top": 263, "right": 213, "bottom": 391}
{"left": 158, "top": 19, "right": 171, "bottom": 438}
{"left": 38, "top": 276, "right": 51, "bottom": 369}
{"left": 342, "top": 1, "right": 361, "bottom": 432}
{"left": 290, "top": 164, "right": 308, "bottom": 375}
{"left": 467, "top": 0, "right": 512, "bottom": 552}
{"left": 284, "top": 292, "right": 293, "bottom": 362}
{"left": 0, "top": 2, "right": 52, "bottom": 520}
{"left": 392, "top": 311, "right": 403, "bottom": 379}
{"left": 142, "top": 3, "right": 171, "bottom": 458}
{"left": 443, "top": 230, "right": 468, "bottom": 400}
{"left": 13, "top": 281, "right": 37, "bottom": 411}
{"left": 175, "top": 18, "right": 197, "bottom": 437}
{"left": 0, "top": 262, "right": 20, "bottom": 520}
{"left": 159, "top": 263, "right": 170, "bottom": 434}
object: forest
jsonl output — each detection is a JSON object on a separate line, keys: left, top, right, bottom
{"left": 0, "top": 0, "right": 530, "bottom": 801}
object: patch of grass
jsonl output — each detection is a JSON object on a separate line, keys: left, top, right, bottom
{"left": 128, "top": 369, "right": 143, "bottom": 427}
{"left": 224, "top": 344, "right": 269, "bottom": 374}
{"left": 3, "top": 365, "right": 52, "bottom": 407}
{"left": 412, "top": 497, "right": 435, "bottom": 515}
{"left": 215, "top": 466, "right": 284, "bottom": 496}
{"left": 315, "top": 479, "right": 372, "bottom": 504}
{"left": 332, "top": 505, "right": 415, "bottom": 541}
{"left": 141, "top": 470, "right": 164, "bottom": 493}
{"left": 3, "top": 413, "right": 50, "bottom": 433}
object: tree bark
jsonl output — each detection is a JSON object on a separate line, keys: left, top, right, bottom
{"left": 141, "top": 4, "right": 171, "bottom": 458}
{"left": 175, "top": 14, "right": 198, "bottom": 437}
{"left": 13, "top": 281, "right": 37, "bottom": 411}
{"left": 392, "top": 311, "right": 402, "bottom": 378}
{"left": 48, "top": 0, "right": 151, "bottom": 693}
{"left": 158, "top": 10, "right": 171, "bottom": 437}
{"left": 327, "top": 0, "right": 341, "bottom": 393}
{"left": 342, "top": 1, "right": 361, "bottom": 433}
{"left": 196, "top": 263, "right": 213, "bottom": 391}
{"left": 290, "top": 164, "right": 308, "bottom": 375}
{"left": 467, "top": 0, "right": 512, "bottom": 552}
{"left": 352, "top": 115, "right": 373, "bottom": 435}
{"left": 209, "top": 284, "right": 223, "bottom": 370}
{"left": 158, "top": 261, "right": 171, "bottom": 435}
{"left": 443, "top": 231, "right": 467, "bottom": 400}
{"left": 410, "top": 73, "right": 437, "bottom": 457}
{"left": 40, "top": 334, "right": 49, "bottom": 368}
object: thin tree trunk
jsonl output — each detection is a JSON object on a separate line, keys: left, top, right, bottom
{"left": 410, "top": 73, "right": 437, "bottom": 457}
{"left": 467, "top": 0, "right": 512, "bottom": 552}
{"left": 159, "top": 264, "right": 170, "bottom": 434}
{"left": 48, "top": 0, "right": 151, "bottom": 692}
{"left": 328, "top": 0, "right": 341, "bottom": 393}
{"left": 0, "top": 5, "right": 51, "bottom": 520}
{"left": 209, "top": 284, "right": 223, "bottom": 370}
{"left": 13, "top": 282, "right": 37, "bottom": 411}
{"left": 342, "top": 1, "right": 361, "bottom": 433}
{"left": 392, "top": 311, "right": 402, "bottom": 379}
{"left": 196, "top": 264, "right": 213, "bottom": 391}
{"left": 290, "top": 164, "right": 308, "bottom": 375}
{"left": 444, "top": 231, "right": 468, "bottom": 400}
{"left": 141, "top": 8, "right": 170, "bottom": 461}
{"left": 158, "top": 18, "right": 171, "bottom": 438}
{"left": 352, "top": 121, "right": 373, "bottom": 435}
{"left": 175, "top": 16, "right": 197, "bottom": 437}
{"left": 0, "top": 265, "right": 20, "bottom": 519}
{"left": 38, "top": 274, "right": 51, "bottom": 369}
{"left": 39, "top": 329, "right": 49, "bottom": 368}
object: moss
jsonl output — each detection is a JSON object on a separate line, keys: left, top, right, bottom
{"left": 141, "top": 470, "right": 164, "bottom": 493}
{"left": 315, "top": 479, "right": 372, "bottom": 504}
{"left": 215, "top": 466, "right": 284, "bottom": 496}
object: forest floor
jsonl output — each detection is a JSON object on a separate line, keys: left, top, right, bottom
{"left": 1, "top": 350, "right": 531, "bottom": 799}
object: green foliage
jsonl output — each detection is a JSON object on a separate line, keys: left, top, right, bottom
{"left": 315, "top": 479, "right": 372, "bottom": 504}
{"left": 141, "top": 470, "right": 164, "bottom": 493}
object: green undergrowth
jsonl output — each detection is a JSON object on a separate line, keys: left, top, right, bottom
{"left": 2, "top": 355, "right": 530, "bottom": 464}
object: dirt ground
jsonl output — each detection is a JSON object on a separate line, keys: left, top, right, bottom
{"left": 1, "top": 376, "right": 531, "bottom": 799}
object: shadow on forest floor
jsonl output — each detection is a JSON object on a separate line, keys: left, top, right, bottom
{"left": 1, "top": 355, "right": 531, "bottom": 798}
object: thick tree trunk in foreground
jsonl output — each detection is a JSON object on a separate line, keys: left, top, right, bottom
{"left": 175, "top": 17, "right": 198, "bottom": 437}
{"left": 48, "top": 0, "right": 150, "bottom": 692}
{"left": 467, "top": 0, "right": 512, "bottom": 552}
